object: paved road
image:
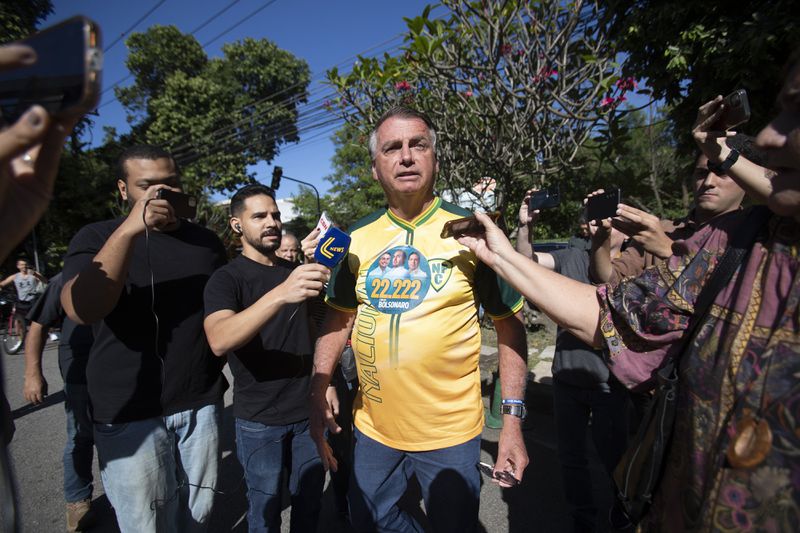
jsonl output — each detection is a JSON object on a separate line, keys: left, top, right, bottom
{"left": 3, "top": 342, "right": 615, "bottom": 532}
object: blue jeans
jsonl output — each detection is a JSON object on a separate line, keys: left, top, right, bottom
{"left": 94, "top": 417, "right": 178, "bottom": 533}
{"left": 235, "top": 418, "right": 324, "bottom": 533}
{"left": 63, "top": 382, "right": 94, "bottom": 503}
{"left": 349, "top": 428, "right": 481, "bottom": 533}
{"left": 94, "top": 402, "right": 221, "bottom": 533}
{"left": 164, "top": 401, "right": 222, "bottom": 532}
{"left": 553, "top": 378, "right": 629, "bottom": 533}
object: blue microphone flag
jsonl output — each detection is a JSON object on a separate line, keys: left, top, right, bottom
{"left": 314, "top": 226, "right": 351, "bottom": 268}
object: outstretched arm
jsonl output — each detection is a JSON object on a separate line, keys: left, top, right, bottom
{"left": 458, "top": 212, "right": 601, "bottom": 347}
{"left": 204, "top": 264, "right": 330, "bottom": 356}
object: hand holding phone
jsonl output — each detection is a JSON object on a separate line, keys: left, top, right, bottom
{"left": 714, "top": 89, "right": 750, "bottom": 131}
{"left": 478, "top": 462, "right": 520, "bottom": 487}
{"left": 586, "top": 189, "right": 621, "bottom": 223}
{"left": 0, "top": 16, "right": 102, "bottom": 124}
{"left": 528, "top": 186, "right": 560, "bottom": 211}
{"left": 441, "top": 212, "right": 501, "bottom": 239}
{"left": 156, "top": 189, "right": 197, "bottom": 219}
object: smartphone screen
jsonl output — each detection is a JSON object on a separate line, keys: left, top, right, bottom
{"left": 586, "top": 189, "right": 621, "bottom": 222}
{"left": 0, "top": 16, "right": 102, "bottom": 124}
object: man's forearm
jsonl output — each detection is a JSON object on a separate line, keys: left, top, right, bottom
{"left": 495, "top": 311, "right": 528, "bottom": 401}
{"left": 589, "top": 241, "right": 613, "bottom": 284}
{"left": 311, "top": 309, "right": 355, "bottom": 398}
{"left": 494, "top": 251, "right": 601, "bottom": 347}
{"left": 515, "top": 223, "right": 533, "bottom": 258}
{"left": 23, "top": 321, "right": 47, "bottom": 377}
{"left": 205, "top": 289, "right": 292, "bottom": 356}
{"left": 61, "top": 222, "right": 140, "bottom": 324}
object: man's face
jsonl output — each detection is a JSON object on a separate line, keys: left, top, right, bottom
{"left": 692, "top": 154, "right": 746, "bottom": 219}
{"left": 393, "top": 250, "right": 406, "bottom": 267}
{"left": 371, "top": 117, "right": 438, "bottom": 202}
{"left": 16, "top": 261, "right": 26, "bottom": 273}
{"left": 276, "top": 235, "right": 301, "bottom": 263}
{"left": 236, "top": 194, "right": 282, "bottom": 256}
{"left": 756, "top": 64, "right": 800, "bottom": 217}
{"left": 408, "top": 254, "right": 420, "bottom": 270}
{"left": 379, "top": 253, "right": 391, "bottom": 269}
{"left": 117, "top": 157, "right": 181, "bottom": 206}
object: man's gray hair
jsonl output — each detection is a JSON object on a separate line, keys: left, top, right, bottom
{"left": 368, "top": 106, "right": 437, "bottom": 160}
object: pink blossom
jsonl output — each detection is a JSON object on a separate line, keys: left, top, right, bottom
{"left": 548, "top": 68, "right": 558, "bottom": 78}
{"left": 616, "top": 94, "right": 627, "bottom": 103}
{"left": 395, "top": 80, "right": 412, "bottom": 92}
{"left": 500, "top": 43, "right": 513, "bottom": 55}
{"left": 600, "top": 97, "right": 615, "bottom": 107}
{"left": 615, "top": 77, "right": 638, "bottom": 91}
{"left": 464, "top": 90, "right": 473, "bottom": 97}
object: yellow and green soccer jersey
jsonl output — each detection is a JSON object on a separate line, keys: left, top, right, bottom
{"left": 326, "top": 198, "right": 523, "bottom": 451}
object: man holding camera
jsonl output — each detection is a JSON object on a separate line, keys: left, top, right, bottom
{"left": 310, "top": 106, "right": 529, "bottom": 532}
{"left": 61, "top": 145, "right": 228, "bottom": 533}
{"left": 203, "top": 184, "right": 329, "bottom": 532}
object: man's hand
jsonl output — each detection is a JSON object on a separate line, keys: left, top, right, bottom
{"left": 301, "top": 227, "right": 321, "bottom": 263}
{"left": 518, "top": 189, "right": 541, "bottom": 227}
{"left": 495, "top": 420, "right": 529, "bottom": 487}
{"left": 279, "top": 264, "right": 330, "bottom": 304}
{"left": 456, "top": 212, "right": 516, "bottom": 269}
{"left": 23, "top": 370, "right": 47, "bottom": 405}
{"left": 611, "top": 204, "right": 673, "bottom": 259}
{"left": 121, "top": 185, "right": 178, "bottom": 235}
{"left": 0, "top": 45, "right": 81, "bottom": 262}
{"left": 309, "top": 381, "right": 341, "bottom": 472}
{"left": 692, "top": 95, "right": 736, "bottom": 163}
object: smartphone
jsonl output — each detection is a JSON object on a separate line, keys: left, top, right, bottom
{"left": 586, "top": 189, "right": 621, "bottom": 222}
{"left": 0, "top": 16, "right": 102, "bottom": 125}
{"left": 156, "top": 189, "right": 197, "bottom": 219}
{"left": 441, "top": 212, "right": 501, "bottom": 239}
{"left": 716, "top": 89, "right": 750, "bottom": 130}
{"left": 477, "top": 462, "right": 520, "bottom": 486}
{"left": 529, "top": 186, "right": 560, "bottom": 211}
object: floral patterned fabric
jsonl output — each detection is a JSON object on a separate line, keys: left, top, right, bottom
{"left": 598, "top": 208, "right": 800, "bottom": 532}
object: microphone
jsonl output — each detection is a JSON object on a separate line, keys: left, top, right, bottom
{"left": 314, "top": 226, "right": 351, "bottom": 268}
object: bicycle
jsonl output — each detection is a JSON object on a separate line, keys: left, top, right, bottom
{"left": 0, "top": 294, "right": 25, "bottom": 355}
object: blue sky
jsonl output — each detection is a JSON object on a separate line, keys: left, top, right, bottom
{"left": 46, "top": 0, "right": 434, "bottom": 200}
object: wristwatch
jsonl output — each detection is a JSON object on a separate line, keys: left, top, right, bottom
{"left": 706, "top": 148, "right": 739, "bottom": 176}
{"left": 501, "top": 399, "right": 527, "bottom": 419}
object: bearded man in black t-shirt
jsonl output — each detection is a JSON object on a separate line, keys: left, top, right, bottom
{"left": 203, "top": 184, "right": 330, "bottom": 533}
{"left": 61, "top": 145, "right": 228, "bottom": 533}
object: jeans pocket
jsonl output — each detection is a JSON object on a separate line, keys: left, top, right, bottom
{"left": 94, "top": 422, "right": 129, "bottom": 438}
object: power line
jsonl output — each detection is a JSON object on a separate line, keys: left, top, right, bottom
{"left": 202, "top": 0, "right": 279, "bottom": 47}
{"left": 98, "top": 0, "right": 275, "bottom": 105}
{"left": 103, "top": 0, "right": 168, "bottom": 53}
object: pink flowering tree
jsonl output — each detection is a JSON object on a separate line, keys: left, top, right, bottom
{"left": 326, "top": 0, "right": 626, "bottom": 217}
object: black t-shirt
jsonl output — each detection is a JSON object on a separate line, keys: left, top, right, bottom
{"left": 203, "top": 254, "right": 313, "bottom": 425}
{"left": 550, "top": 247, "right": 612, "bottom": 390}
{"left": 63, "top": 218, "right": 229, "bottom": 423}
{"left": 26, "top": 273, "right": 94, "bottom": 384}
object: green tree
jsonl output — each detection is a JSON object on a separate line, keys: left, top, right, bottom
{"left": 115, "top": 27, "right": 310, "bottom": 195}
{"left": 0, "top": 0, "right": 52, "bottom": 43}
{"left": 327, "top": 0, "right": 626, "bottom": 227}
{"left": 605, "top": 0, "right": 800, "bottom": 151}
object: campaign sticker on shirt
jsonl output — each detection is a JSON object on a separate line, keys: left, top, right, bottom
{"left": 366, "top": 246, "right": 431, "bottom": 314}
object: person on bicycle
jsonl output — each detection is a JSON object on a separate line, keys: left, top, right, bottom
{"left": 0, "top": 259, "right": 46, "bottom": 334}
